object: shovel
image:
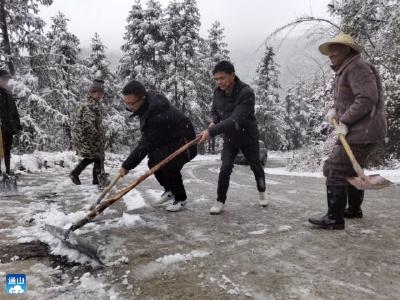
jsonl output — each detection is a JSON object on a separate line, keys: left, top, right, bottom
{"left": 0, "top": 127, "right": 17, "bottom": 192}
{"left": 88, "top": 174, "right": 121, "bottom": 210}
{"left": 332, "top": 118, "right": 391, "bottom": 190}
{"left": 45, "top": 136, "right": 200, "bottom": 262}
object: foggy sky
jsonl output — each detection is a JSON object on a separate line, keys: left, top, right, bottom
{"left": 39, "top": 0, "right": 331, "bottom": 80}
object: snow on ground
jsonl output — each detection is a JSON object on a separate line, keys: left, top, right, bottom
{"left": 4, "top": 151, "right": 155, "bottom": 266}
{"left": 265, "top": 167, "right": 324, "bottom": 178}
{"left": 1, "top": 152, "right": 400, "bottom": 299}
{"left": 265, "top": 166, "right": 400, "bottom": 184}
{"left": 134, "top": 250, "right": 211, "bottom": 280}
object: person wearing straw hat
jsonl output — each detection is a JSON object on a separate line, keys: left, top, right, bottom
{"left": 309, "top": 33, "right": 387, "bottom": 230}
{"left": 0, "top": 69, "right": 22, "bottom": 176}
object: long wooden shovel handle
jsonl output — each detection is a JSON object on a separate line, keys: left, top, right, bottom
{"left": 69, "top": 136, "right": 201, "bottom": 232}
{"left": 332, "top": 118, "right": 365, "bottom": 178}
{"left": 89, "top": 174, "right": 122, "bottom": 210}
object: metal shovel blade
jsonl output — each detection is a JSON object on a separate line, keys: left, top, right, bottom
{"left": 44, "top": 224, "right": 103, "bottom": 265}
{"left": 347, "top": 174, "right": 392, "bottom": 190}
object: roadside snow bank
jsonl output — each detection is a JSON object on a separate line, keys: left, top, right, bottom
{"left": 10, "top": 151, "right": 126, "bottom": 173}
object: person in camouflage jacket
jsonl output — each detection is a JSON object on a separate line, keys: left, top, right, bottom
{"left": 69, "top": 79, "right": 106, "bottom": 185}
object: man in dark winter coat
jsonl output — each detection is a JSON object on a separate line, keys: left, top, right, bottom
{"left": 0, "top": 70, "right": 22, "bottom": 175}
{"left": 119, "top": 81, "right": 197, "bottom": 212}
{"left": 198, "top": 61, "right": 268, "bottom": 215}
{"left": 309, "top": 33, "right": 387, "bottom": 230}
{"left": 70, "top": 79, "right": 106, "bottom": 185}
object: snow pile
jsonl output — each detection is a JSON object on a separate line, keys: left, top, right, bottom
{"left": 135, "top": 250, "right": 210, "bottom": 280}
{"left": 156, "top": 250, "right": 210, "bottom": 265}
{"left": 10, "top": 151, "right": 127, "bottom": 174}
{"left": 123, "top": 189, "right": 147, "bottom": 211}
{"left": 117, "top": 213, "right": 145, "bottom": 227}
{"left": 76, "top": 273, "right": 120, "bottom": 299}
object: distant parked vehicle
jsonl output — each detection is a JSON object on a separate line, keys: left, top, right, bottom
{"left": 234, "top": 140, "right": 268, "bottom": 166}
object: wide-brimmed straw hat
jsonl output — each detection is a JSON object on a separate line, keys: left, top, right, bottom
{"left": 319, "top": 32, "right": 364, "bottom": 55}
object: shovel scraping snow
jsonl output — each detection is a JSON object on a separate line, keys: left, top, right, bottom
{"left": 332, "top": 118, "right": 392, "bottom": 190}
{"left": 44, "top": 136, "right": 201, "bottom": 263}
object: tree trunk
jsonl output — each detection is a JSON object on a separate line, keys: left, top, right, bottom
{"left": 0, "top": 0, "right": 15, "bottom": 75}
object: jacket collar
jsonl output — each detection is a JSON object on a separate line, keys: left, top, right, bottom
{"left": 87, "top": 96, "right": 100, "bottom": 105}
{"left": 135, "top": 94, "right": 150, "bottom": 117}
{"left": 217, "top": 76, "right": 244, "bottom": 96}
{"left": 332, "top": 54, "right": 361, "bottom": 75}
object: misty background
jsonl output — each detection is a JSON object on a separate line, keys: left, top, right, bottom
{"left": 39, "top": 0, "right": 332, "bottom": 88}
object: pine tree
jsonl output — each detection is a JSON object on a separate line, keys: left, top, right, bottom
{"left": 162, "top": 0, "right": 201, "bottom": 114}
{"left": 119, "top": 0, "right": 144, "bottom": 80}
{"left": 208, "top": 21, "right": 230, "bottom": 64}
{"left": 0, "top": 0, "right": 53, "bottom": 75}
{"left": 119, "top": 0, "right": 165, "bottom": 89}
{"left": 15, "top": 11, "right": 87, "bottom": 151}
{"left": 87, "top": 32, "right": 111, "bottom": 81}
{"left": 254, "top": 46, "right": 287, "bottom": 150}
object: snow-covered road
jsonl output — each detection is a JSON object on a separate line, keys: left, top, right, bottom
{"left": 0, "top": 154, "right": 399, "bottom": 299}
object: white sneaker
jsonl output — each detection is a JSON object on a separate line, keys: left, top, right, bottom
{"left": 210, "top": 201, "right": 224, "bottom": 215}
{"left": 259, "top": 192, "right": 269, "bottom": 207}
{"left": 154, "top": 190, "right": 174, "bottom": 206}
{"left": 165, "top": 200, "right": 187, "bottom": 212}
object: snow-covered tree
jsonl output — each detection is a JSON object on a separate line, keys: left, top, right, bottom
{"left": 87, "top": 32, "right": 111, "bottom": 81}
{"left": 119, "top": 0, "right": 165, "bottom": 89}
{"left": 0, "top": 0, "right": 53, "bottom": 75}
{"left": 162, "top": 0, "right": 201, "bottom": 114}
{"left": 208, "top": 21, "right": 230, "bottom": 65}
{"left": 12, "top": 12, "right": 89, "bottom": 152}
{"left": 254, "top": 46, "right": 287, "bottom": 150}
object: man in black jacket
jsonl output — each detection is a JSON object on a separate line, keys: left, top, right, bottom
{"left": 198, "top": 61, "right": 268, "bottom": 215}
{"left": 119, "top": 81, "right": 197, "bottom": 212}
{"left": 0, "top": 70, "right": 21, "bottom": 175}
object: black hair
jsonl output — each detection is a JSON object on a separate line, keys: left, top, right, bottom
{"left": 0, "top": 69, "right": 11, "bottom": 78}
{"left": 122, "top": 80, "right": 146, "bottom": 96}
{"left": 212, "top": 61, "right": 235, "bottom": 75}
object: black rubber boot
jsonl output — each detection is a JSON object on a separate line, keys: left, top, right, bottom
{"left": 92, "top": 163, "right": 101, "bottom": 185}
{"left": 309, "top": 186, "right": 346, "bottom": 230}
{"left": 69, "top": 173, "right": 81, "bottom": 185}
{"left": 69, "top": 160, "right": 89, "bottom": 185}
{"left": 344, "top": 185, "right": 364, "bottom": 218}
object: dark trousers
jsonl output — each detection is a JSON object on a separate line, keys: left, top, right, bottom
{"left": 323, "top": 143, "right": 375, "bottom": 186}
{"left": 153, "top": 165, "right": 186, "bottom": 202}
{"left": 71, "top": 158, "right": 102, "bottom": 183}
{"left": 1, "top": 131, "right": 13, "bottom": 173}
{"left": 217, "top": 139, "right": 266, "bottom": 203}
